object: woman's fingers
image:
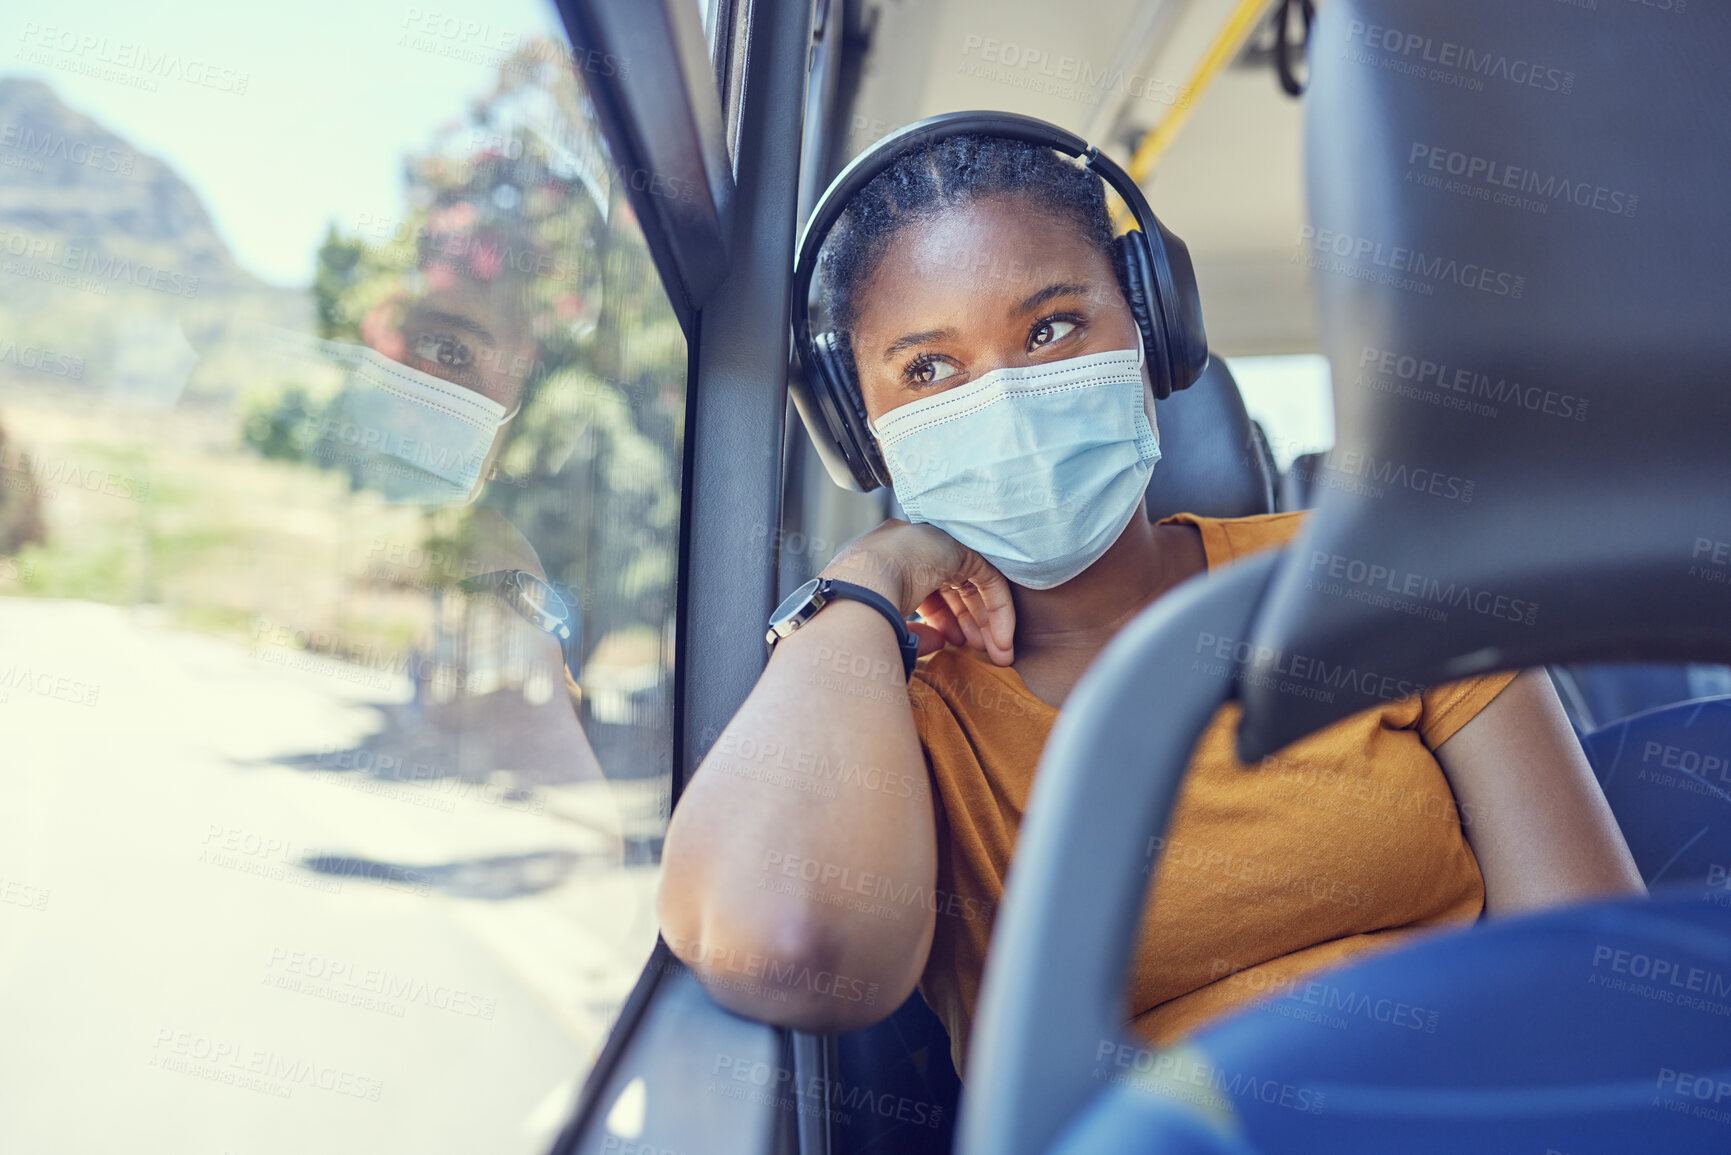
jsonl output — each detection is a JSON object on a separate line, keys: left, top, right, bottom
{"left": 908, "top": 619, "right": 949, "bottom": 658}
{"left": 951, "top": 552, "right": 1015, "bottom": 665}
{"left": 973, "top": 575, "right": 1017, "bottom": 666}
{"left": 934, "top": 585, "right": 984, "bottom": 654}
{"left": 953, "top": 580, "right": 1013, "bottom": 665}
{"left": 915, "top": 592, "right": 963, "bottom": 644}
{"left": 914, "top": 593, "right": 968, "bottom": 650}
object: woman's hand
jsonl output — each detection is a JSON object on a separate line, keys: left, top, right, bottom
{"left": 821, "top": 519, "right": 1018, "bottom": 666}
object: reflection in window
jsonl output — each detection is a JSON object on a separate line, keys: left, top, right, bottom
{"left": 0, "top": 10, "right": 681, "bottom": 1154}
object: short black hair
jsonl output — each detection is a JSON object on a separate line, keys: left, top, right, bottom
{"left": 816, "top": 133, "right": 1117, "bottom": 347}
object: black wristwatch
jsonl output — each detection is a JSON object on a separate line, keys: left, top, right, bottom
{"left": 766, "top": 577, "right": 920, "bottom": 680}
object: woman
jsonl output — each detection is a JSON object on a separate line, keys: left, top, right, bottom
{"left": 656, "top": 132, "right": 1643, "bottom": 1079}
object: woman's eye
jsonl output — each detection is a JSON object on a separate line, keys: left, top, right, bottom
{"left": 1029, "top": 318, "right": 1079, "bottom": 349}
{"left": 413, "top": 332, "right": 475, "bottom": 369}
{"left": 906, "top": 357, "right": 958, "bottom": 388}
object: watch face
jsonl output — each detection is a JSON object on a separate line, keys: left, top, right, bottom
{"left": 511, "top": 570, "right": 565, "bottom": 620}
{"left": 769, "top": 577, "right": 824, "bottom": 627}
{"left": 463, "top": 569, "right": 572, "bottom": 639}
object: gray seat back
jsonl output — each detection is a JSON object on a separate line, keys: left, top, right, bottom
{"left": 1237, "top": 0, "right": 1731, "bottom": 757}
{"left": 1144, "top": 354, "right": 1277, "bottom": 522}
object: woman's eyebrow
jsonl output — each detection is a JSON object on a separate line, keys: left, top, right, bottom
{"left": 408, "top": 307, "right": 499, "bottom": 347}
{"left": 881, "top": 327, "right": 956, "bottom": 361}
{"left": 1015, "top": 281, "right": 1092, "bottom": 313}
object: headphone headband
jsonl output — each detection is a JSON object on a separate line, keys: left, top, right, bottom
{"left": 790, "top": 110, "right": 1206, "bottom": 491}
{"left": 793, "top": 112, "right": 1159, "bottom": 345}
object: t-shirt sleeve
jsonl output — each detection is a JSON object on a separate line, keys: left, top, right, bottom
{"left": 1417, "top": 669, "right": 1521, "bottom": 749}
{"left": 905, "top": 665, "right": 952, "bottom": 840}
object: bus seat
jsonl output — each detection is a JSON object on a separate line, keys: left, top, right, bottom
{"left": 1060, "top": 889, "right": 1731, "bottom": 1155}
{"left": 1579, "top": 696, "right": 1731, "bottom": 891}
{"left": 1230, "top": 0, "right": 1731, "bottom": 758}
{"left": 1145, "top": 355, "right": 1278, "bottom": 524}
{"left": 1277, "top": 458, "right": 1731, "bottom": 736}
{"left": 1276, "top": 451, "right": 1325, "bottom": 512}
{"left": 1555, "top": 663, "right": 1731, "bottom": 734}
{"left": 836, "top": 990, "right": 962, "bottom": 1154}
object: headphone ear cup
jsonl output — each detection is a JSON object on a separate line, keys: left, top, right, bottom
{"left": 1150, "top": 217, "right": 1209, "bottom": 393}
{"left": 1112, "top": 226, "right": 1209, "bottom": 399}
{"left": 809, "top": 330, "right": 891, "bottom": 490}
{"left": 1111, "top": 232, "right": 1168, "bottom": 397}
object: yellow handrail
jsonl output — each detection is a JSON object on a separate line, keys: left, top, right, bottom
{"left": 1127, "top": 0, "right": 1281, "bottom": 186}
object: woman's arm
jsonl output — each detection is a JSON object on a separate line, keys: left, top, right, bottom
{"left": 656, "top": 521, "right": 1016, "bottom": 1034}
{"left": 1434, "top": 667, "right": 1645, "bottom": 916}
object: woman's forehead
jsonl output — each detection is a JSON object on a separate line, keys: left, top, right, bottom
{"left": 852, "top": 199, "right": 1117, "bottom": 334}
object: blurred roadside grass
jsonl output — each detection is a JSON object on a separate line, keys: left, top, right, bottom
{"left": 0, "top": 387, "right": 432, "bottom": 662}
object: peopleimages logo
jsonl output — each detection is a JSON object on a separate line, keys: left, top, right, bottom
{"left": 1343, "top": 19, "right": 1576, "bottom": 95}
{"left": 1408, "top": 143, "right": 1637, "bottom": 219}
{"left": 0, "top": 123, "right": 136, "bottom": 175}
{"left": 1357, "top": 345, "right": 1589, "bottom": 423}
{"left": 149, "top": 1027, "right": 383, "bottom": 1100}
{"left": 1640, "top": 738, "right": 1731, "bottom": 787}
{"left": 761, "top": 849, "right": 993, "bottom": 926}
{"left": 1317, "top": 448, "right": 1475, "bottom": 503}
{"left": 1298, "top": 227, "right": 1525, "bottom": 299}
{"left": 1093, "top": 1043, "right": 1326, "bottom": 1116}
{"left": 957, "top": 34, "right": 1189, "bottom": 109}
{"left": 299, "top": 414, "right": 481, "bottom": 477}
{"left": 1192, "top": 630, "right": 1426, "bottom": 705}
{"left": 15, "top": 23, "right": 251, "bottom": 94}
{"left": 0, "top": 339, "right": 85, "bottom": 379}
{"left": 709, "top": 1055, "right": 946, "bottom": 1130}
{"left": 0, "top": 225, "right": 200, "bottom": 297}
{"left": 1307, "top": 549, "right": 1541, "bottom": 627}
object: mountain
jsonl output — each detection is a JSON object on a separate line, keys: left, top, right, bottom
{"left": 0, "top": 75, "right": 251, "bottom": 286}
{"left": 0, "top": 75, "right": 311, "bottom": 403}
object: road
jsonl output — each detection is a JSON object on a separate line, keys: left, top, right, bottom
{"left": 0, "top": 597, "right": 661, "bottom": 1155}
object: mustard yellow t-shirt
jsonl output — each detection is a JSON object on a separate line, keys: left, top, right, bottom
{"left": 907, "top": 511, "right": 1518, "bottom": 1079}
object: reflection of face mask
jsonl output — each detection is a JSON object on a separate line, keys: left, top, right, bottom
{"left": 307, "top": 338, "right": 519, "bottom": 507}
{"left": 869, "top": 333, "right": 1161, "bottom": 590}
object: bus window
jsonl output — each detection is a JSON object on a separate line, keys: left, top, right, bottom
{"left": 1221, "top": 353, "right": 1333, "bottom": 473}
{"left": 0, "top": 3, "right": 680, "bottom": 1151}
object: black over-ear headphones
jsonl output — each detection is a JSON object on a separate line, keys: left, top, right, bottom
{"left": 789, "top": 109, "right": 1208, "bottom": 492}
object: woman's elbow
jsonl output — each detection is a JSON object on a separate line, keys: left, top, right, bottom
{"left": 655, "top": 893, "right": 910, "bottom": 1034}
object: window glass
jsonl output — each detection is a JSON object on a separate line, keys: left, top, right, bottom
{"left": 0, "top": 3, "right": 680, "bottom": 1151}
{"left": 1222, "top": 352, "right": 1335, "bottom": 469}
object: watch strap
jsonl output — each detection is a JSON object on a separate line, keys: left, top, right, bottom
{"left": 770, "top": 577, "right": 920, "bottom": 680}
{"left": 822, "top": 579, "right": 920, "bottom": 680}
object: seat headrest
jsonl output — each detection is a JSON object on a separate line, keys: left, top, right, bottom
{"left": 1279, "top": 451, "right": 1327, "bottom": 512}
{"left": 1145, "top": 354, "right": 1276, "bottom": 523}
{"left": 1236, "top": 0, "right": 1731, "bottom": 759}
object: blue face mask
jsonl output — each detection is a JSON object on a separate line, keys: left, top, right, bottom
{"left": 869, "top": 333, "right": 1161, "bottom": 590}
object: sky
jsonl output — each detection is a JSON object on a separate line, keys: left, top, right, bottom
{"left": 3, "top": 0, "right": 572, "bottom": 286}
